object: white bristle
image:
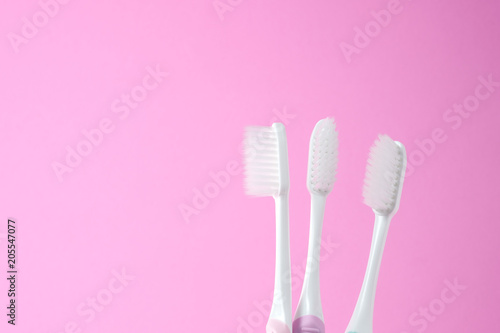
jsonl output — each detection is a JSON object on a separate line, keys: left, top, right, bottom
{"left": 307, "top": 117, "right": 338, "bottom": 195}
{"left": 243, "top": 126, "right": 280, "bottom": 197}
{"left": 363, "top": 134, "right": 404, "bottom": 214}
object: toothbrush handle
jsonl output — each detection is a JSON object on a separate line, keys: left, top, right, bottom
{"left": 267, "top": 194, "right": 292, "bottom": 333}
{"left": 293, "top": 194, "right": 327, "bottom": 333}
{"left": 345, "top": 214, "right": 391, "bottom": 333}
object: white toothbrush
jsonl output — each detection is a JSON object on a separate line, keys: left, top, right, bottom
{"left": 345, "top": 134, "right": 407, "bottom": 333}
{"left": 294, "top": 118, "right": 338, "bottom": 333}
{"left": 244, "top": 123, "right": 292, "bottom": 333}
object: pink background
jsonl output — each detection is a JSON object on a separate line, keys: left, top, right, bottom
{"left": 1, "top": 0, "right": 499, "bottom": 332}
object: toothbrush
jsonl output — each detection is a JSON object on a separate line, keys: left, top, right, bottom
{"left": 244, "top": 123, "right": 292, "bottom": 333}
{"left": 294, "top": 117, "right": 338, "bottom": 333}
{"left": 345, "top": 134, "right": 407, "bottom": 333}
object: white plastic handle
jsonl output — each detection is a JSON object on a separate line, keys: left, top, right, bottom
{"left": 345, "top": 214, "right": 391, "bottom": 333}
{"left": 267, "top": 194, "right": 292, "bottom": 333}
{"left": 295, "top": 193, "right": 326, "bottom": 321}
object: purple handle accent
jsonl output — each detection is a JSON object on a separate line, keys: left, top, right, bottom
{"left": 266, "top": 319, "right": 291, "bottom": 333}
{"left": 292, "top": 315, "right": 325, "bottom": 333}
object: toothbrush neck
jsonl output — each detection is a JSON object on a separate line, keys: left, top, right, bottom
{"left": 305, "top": 194, "right": 327, "bottom": 276}
{"left": 270, "top": 194, "right": 292, "bottom": 325}
{"left": 294, "top": 193, "right": 327, "bottom": 320}
{"left": 353, "top": 214, "right": 391, "bottom": 324}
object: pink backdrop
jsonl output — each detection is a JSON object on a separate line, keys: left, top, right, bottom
{"left": 1, "top": 0, "right": 499, "bottom": 332}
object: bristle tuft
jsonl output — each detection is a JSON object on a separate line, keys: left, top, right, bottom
{"left": 363, "top": 134, "right": 404, "bottom": 214}
{"left": 307, "top": 117, "right": 338, "bottom": 194}
{"left": 243, "top": 126, "right": 280, "bottom": 197}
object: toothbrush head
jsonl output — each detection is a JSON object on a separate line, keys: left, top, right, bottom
{"left": 244, "top": 123, "right": 290, "bottom": 197}
{"left": 307, "top": 117, "right": 339, "bottom": 196}
{"left": 363, "top": 134, "right": 407, "bottom": 216}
